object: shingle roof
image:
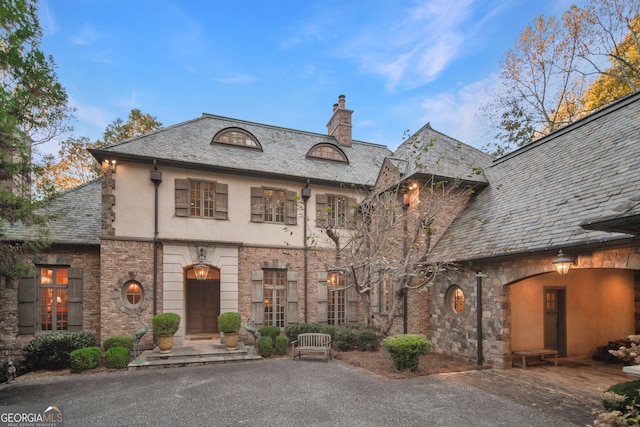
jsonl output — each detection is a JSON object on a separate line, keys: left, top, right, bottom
{"left": 5, "top": 179, "right": 102, "bottom": 245}
{"left": 431, "top": 92, "right": 640, "bottom": 263}
{"left": 93, "top": 114, "right": 391, "bottom": 187}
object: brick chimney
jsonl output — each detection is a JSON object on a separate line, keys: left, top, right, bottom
{"left": 326, "top": 94, "right": 352, "bottom": 147}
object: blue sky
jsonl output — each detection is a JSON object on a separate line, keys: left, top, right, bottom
{"left": 37, "top": 0, "right": 584, "bottom": 156}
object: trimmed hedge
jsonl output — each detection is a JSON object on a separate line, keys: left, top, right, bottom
{"left": 284, "top": 323, "right": 336, "bottom": 342}
{"left": 275, "top": 336, "right": 289, "bottom": 355}
{"left": 258, "top": 325, "right": 281, "bottom": 341}
{"left": 104, "top": 347, "right": 131, "bottom": 369}
{"left": 383, "top": 334, "right": 431, "bottom": 371}
{"left": 258, "top": 336, "right": 273, "bottom": 358}
{"left": 24, "top": 331, "right": 97, "bottom": 370}
{"left": 70, "top": 347, "right": 102, "bottom": 373}
{"left": 103, "top": 336, "right": 134, "bottom": 352}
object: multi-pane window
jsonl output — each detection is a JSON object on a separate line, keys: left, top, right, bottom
{"left": 40, "top": 267, "right": 68, "bottom": 331}
{"left": 215, "top": 129, "right": 260, "bottom": 148}
{"left": 378, "top": 272, "right": 403, "bottom": 315}
{"left": 263, "top": 188, "right": 285, "bottom": 223}
{"left": 125, "top": 281, "right": 143, "bottom": 306}
{"left": 327, "top": 272, "right": 347, "bottom": 325}
{"left": 263, "top": 269, "right": 286, "bottom": 327}
{"left": 328, "top": 195, "right": 347, "bottom": 228}
{"left": 316, "top": 194, "right": 355, "bottom": 229}
{"left": 190, "top": 180, "right": 215, "bottom": 217}
{"left": 175, "top": 178, "right": 228, "bottom": 220}
{"left": 308, "top": 144, "right": 348, "bottom": 162}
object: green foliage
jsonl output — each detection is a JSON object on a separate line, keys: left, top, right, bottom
{"left": 603, "top": 380, "right": 640, "bottom": 411}
{"left": 335, "top": 328, "right": 358, "bottom": 351}
{"left": 357, "top": 329, "right": 379, "bottom": 352}
{"left": 258, "top": 325, "right": 280, "bottom": 341}
{"left": 382, "top": 334, "right": 431, "bottom": 371}
{"left": 257, "top": 336, "right": 273, "bottom": 358}
{"left": 217, "top": 312, "right": 241, "bottom": 333}
{"left": 70, "top": 346, "right": 101, "bottom": 373}
{"left": 0, "top": 361, "right": 7, "bottom": 383}
{"left": 103, "top": 336, "right": 134, "bottom": 352}
{"left": 275, "top": 336, "right": 289, "bottom": 355}
{"left": 23, "top": 331, "right": 97, "bottom": 370}
{"left": 104, "top": 347, "right": 130, "bottom": 369}
{"left": 152, "top": 313, "right": 180, "bottom": 336}
{"left": 285, "top": 323, "right": 336, "bottom": 342}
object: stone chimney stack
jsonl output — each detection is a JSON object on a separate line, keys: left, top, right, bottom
{"left": 327, "top": 94, "right": 352, "bottom": 147}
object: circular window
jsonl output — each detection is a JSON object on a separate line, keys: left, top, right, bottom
{"left": 123, "top": 281, "right": 144, "bottom": 308}
{"left": 445, "top": 285, "right": 465, "bottom": 316}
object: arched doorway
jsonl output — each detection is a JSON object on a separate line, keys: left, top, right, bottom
{"left": 185, "top": 266, "right": 220, "bottom": 335}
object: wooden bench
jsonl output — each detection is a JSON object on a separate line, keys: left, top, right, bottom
{"left": 291, "top": 333, "right": 332, "bottom": 361}
{"left": 512, "top": 349, "right": 558, "bottom": 368}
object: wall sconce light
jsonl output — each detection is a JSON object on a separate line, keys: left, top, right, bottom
{"left": 552, "top": 250, "right": 575, "bottom": 275}
{"left": 102, "top": 159, "right": 117, "bottom": 173}
{"left": 193, "top": 247, "right": 210, "bottom": 280}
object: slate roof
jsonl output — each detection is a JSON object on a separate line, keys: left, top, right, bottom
{"left": 4, "top": 179, "right": 102, "bottom": 245}
{"left": 92, "top": 114, "right": 391, "bottom": 187}
{"left": 392, "top": 123, "right": 493, "bottom": 184}
{"left": 431, "top": 92, "right": 640, "bottom": 263}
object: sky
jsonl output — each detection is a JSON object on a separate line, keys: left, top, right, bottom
{"left": 36, "top": 0, "right": 586, "bottom": 157}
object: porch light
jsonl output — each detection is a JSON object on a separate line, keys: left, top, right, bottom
{"left": 552, "top": 250, "right": 574, "bottom": 275}
{"left": 193, "top": 247, "right": 210, "bottom": 280}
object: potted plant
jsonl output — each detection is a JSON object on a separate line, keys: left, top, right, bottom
{"left": 153, "top": 312, "right": 180, "bottom": 354}
{"left": 218, "top": 312, "right": 241, "bottom": 350}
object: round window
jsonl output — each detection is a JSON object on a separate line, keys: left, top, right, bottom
{"left": 446, "top": 285, "right": 465, "bottom": 316}
{"left": 123, "top": 281, "right": 143, "bottom": 307}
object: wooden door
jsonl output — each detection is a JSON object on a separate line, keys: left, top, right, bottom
{"left": 186, "top": 279, "right": 220, "bottom": 334}
{"left": 544, "top": 287, "right": 566, "bottom": 356}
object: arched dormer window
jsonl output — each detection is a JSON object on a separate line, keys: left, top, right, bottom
{"left": 307, "top": 143, "right": 348, "bottom": 163}
{"left": 212, "top": 128, "right": 262, "bottom": 150}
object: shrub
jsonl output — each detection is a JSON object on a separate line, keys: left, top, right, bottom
{"left": 103, "top": 336, "right": 134, "bottom": 352}
{"left": 602, "top": 380, "right": 640, "bottom": 411}
{"left": 217, "top": 312, "right": 241, "bottom": 333}
{"left": 259, "top": 325, "right": 281, "bottom": 341}
{"left": 0, "top": 361, "right": 7, "bottom": 383}
{"left": 152, "top": 313, "right": 181, "bottom": 336}
{"left": 70, "top": 347, "right": 102, "bottom": 373}
{"left": 275, "top": 336, "right": 289, "bottom": 355}
{"left": 104, "top": 347, "right": 130, "bottom": 369}
{"left": 258, "top": 336, "right": 273, "bottom": 358}
{"left": 285, "top": 323, "right": 325, "bottom": 341}
{"left": 357, "top": 329, "right": 379, "bottom": 352}
{"left": 24, "top": 331, "right": 97, "bottom": 370}
{"left": 335, "top": 328, "right": 358, "bottom": 351}
{"left": 382, "top": 334, "right": 431, "bottom": 371}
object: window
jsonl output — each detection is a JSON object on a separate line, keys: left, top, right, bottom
{"left": 327, "top": 272, "right": 347, "bottom": 325}
{"left": 378, "top": 272, "right": 403, "bottom": 315}
{"left": 250, "top": 187, "right": 297, "bottom": 225}
{"left": 307, "top": 143, "right": 348, "bottom": 163}
{"left": 315, "top": 194, "right": 356, "bottom": 228}
{"left": 263, "top": 269, "right": 286, "bottom": 327}
{"left": 123, "top": 281, "right": 144, "bottom": 307}
{"left": 212, "top": 128, "right": 261, "bottom": 149}
{"left": 40, "top": 267, "right": 69, "bottom": 331}
{"left": 446, "top": 285, "right": 465, "bottom": 315}
{"left": 175, "top": 178, "right": 228, "bottom": 219}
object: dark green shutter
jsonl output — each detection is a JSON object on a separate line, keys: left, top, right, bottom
{"left": 67, "top": 268, "right": 83, "bottom": 331}
{"left": 175, "top": 179, "right": 189, "bottom": 217}
{"left": 18, "top": 275, "right": 37, "bottom": 334}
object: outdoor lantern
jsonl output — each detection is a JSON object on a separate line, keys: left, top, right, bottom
{"left": 193, "top": 247, "right": 210, "bottom": 280}
{"left": 552, "top": 250, "right": 574, "bottom": 275}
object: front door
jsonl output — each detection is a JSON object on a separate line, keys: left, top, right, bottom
{"left": 186, "top": 278, "right": 220, "bottom": 334}
{"left": 544, "top": 287, "right": 567, "bottom": 356}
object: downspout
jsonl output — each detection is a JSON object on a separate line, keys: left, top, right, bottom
{"left": 150, "top": 161, "right": 163, "bottom": 345}
{"left": 402, "top": 198, "right": 409, "bottom": 334}
{"left": 301, "top": 182, "right": 311, "bottom": 323}
{"left": 475, "top": 271, "right": 486, "bottom": 366}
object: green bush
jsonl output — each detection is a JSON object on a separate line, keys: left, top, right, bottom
{"left": 24, "top": 331, "right": 97, "bottom": 370}
{"left": 70, "top": 347, "right": 102, "bottom": 373}
{"left": 602, "top": 380, "right": 640, "bottom": 411}
{"left": 383, "top": 334, "right": 432, "bottom": 371}
{"left": 217, "top": 312, "right": 241, "bottom": 333}
{"left": 259, "top": 325, "right": 281, "bottom": 341}
{"left": 153, "top": 313, "right": 181, "bottom": 336}
{"left": 357, "top": 329, "right": 379, "bottom": 352}
{"left": 275, "top": 336, "right": 289, "bottom": 355}
{"left": 103, "top": 336, "right": 134, "bottom": 352}
{"left": 0, "top": 361, "right": 7, "bottom": 383}
{"left": 285, "top": 323, "right": 337, "bottom": 341}
{"left": 104, "top": 347, "right": 130, "bottom": 369}
{"left": 335, "top": 328, "right": 358, "bottom": 351}
{"left": 258, "top": 336, "right": 273, "bottom": 357}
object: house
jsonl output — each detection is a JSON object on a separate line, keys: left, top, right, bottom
{"left": 2, "top": 91, "right": 639, "bottom": 370}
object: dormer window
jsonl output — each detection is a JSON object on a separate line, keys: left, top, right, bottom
{"left": 307, "top": 143, "right": 348, "bottom": 163}
{"left": 212, "top": 128, "right": 262, "bottom": 150}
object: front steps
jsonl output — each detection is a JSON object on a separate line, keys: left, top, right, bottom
{"left": 128, "top": 341, "right": 261, "bottom": 371}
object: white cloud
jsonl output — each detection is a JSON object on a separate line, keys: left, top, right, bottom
{"left": 214, "top": 74, "right": 258, "bottom": 85}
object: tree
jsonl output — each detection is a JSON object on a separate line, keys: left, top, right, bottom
{"left": 35, "top": 109, "right": 162, "bottom": 195}
{"left": 484, "top": 0, "right": 640, "bottom": 155}
{"left": 0, "top": 0, "right": 72, "bottom": 279}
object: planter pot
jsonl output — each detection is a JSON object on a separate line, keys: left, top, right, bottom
{"left": 157, "top": 334, "right": 175, "bottom": 354}
{"left": 223, "top": 332, "right": 239, "bottom": 350}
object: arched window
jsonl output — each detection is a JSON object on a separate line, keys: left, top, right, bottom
{"left": 307, "top": 143, "right": 348, "bottom": 163}
{"left": 212, "top": 128, "right": 261, "bottom": 149}
{"left": 445, "top": 285, "right": 465, "bottom": 316}
{"left": 123, "top": 281, "right": 144, "bottom": 308}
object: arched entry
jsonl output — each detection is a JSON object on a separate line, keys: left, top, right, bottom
{"left": 185, "top": 266, "right": 220, "bottom": 335}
